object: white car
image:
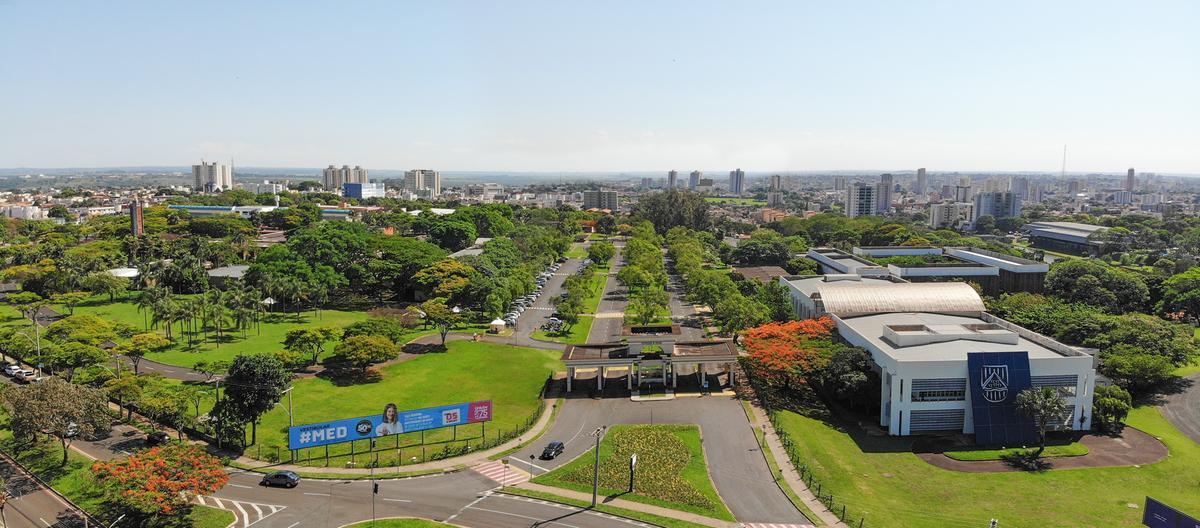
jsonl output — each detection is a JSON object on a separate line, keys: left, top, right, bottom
{"left": 3, "top": 364, "right": 23, "bottom": 377}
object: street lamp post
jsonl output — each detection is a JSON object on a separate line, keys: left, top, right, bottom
{"left": 590, "top": 426, "right": 606, "bottom": 507}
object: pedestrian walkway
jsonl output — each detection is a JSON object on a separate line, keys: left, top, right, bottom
{"left": 746, "top": 403, "right": 848, "bottom": 528}
{"left": 742, "top": 523, "right": 815, "bottom": 528}
{"left": 197, "top": 495, "right": 286, "bottom": 528}
{"left": 514, "top": 482, "right": 739, "bottom": 528}
{"left": 471, "top": 460, "right": 530, "bottom": 487}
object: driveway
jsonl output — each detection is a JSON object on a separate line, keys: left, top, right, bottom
{"left": 1162, "top": 373, "right": 1200, "bottom": 445}
{"left": 507, "top": 396, "right": 811, "bottom": 525}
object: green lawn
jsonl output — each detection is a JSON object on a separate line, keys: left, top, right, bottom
{"left": 1175, "top": 362, "right": 1200, "bottom": 377}
{"left": 565, "top": 243, "right": 588, "bottom": 259}
{"left": 623, "top": 304, "right": 672, "bottom": 325}
{"left": 774, "top": 405, "right": 1200, "bottom": 528}
{"left": 52, "top": 294, "right": 372, "bottom": 369}
{"left": 588, "top": 233, "right": 610, "bottom": 240}
{"left": 0, "top": 411, "right": 233, "bottom": 528}
{"left": 703, "top": 197, "right": 766, "bottom": 206}
{"left": 343, "top": 519, "right": 445, "bottom": 527}
{"left": 943, "top": 442, "right": 1089, "bottom": 461}
{"left": 532, "top": 424, "right": 733, "bottom": 521}
{"left": 580, "top": 273, "right": 608, "bottom": 314}
{"left": 531, "top": 315, "right": 594, "bottom": 345}
{"left": 254, "top": 340, "right": 561, "bottom": 467}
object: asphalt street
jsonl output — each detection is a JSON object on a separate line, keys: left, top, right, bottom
{"left": 588, "top": 240, "right": 629, "bottom": 344}
{"left": 1161, "top": 373, "right": 1200, "bottom": 445}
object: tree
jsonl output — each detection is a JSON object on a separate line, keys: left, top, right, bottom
{"left": 80, "top": 271, "right": 129, "bottom": 302}
{"left": 1099, "top": 350, "right": 1176, "bottom": 393}
{"left": 420, "top": 298, "right": 462, "bottom": 345}
{"left": 282, "top": 326, "right": 342, "bottom": 366}
{"left": 193, "top": 359, "right": 230, "bottom": 381}
{"left": 124, "top": 332, "right": 170, "bottom": 375}
{"left": 428, "top": 220, "right": 478, "bottom": 252}
{"left": 742, "top": 318, "right": 837, "bottom": 389}
{"left": 630, "top": 189, "right": 711, "bottom": 233}
{"left": 1015, "top": 387, "right": 1068, "bottom": 457}
{"left": 587, "top": 241, "right": 616, "bottom": 265}
{"left": 92, "top": 444, "right": 228, "bottom": 517}
{"left": 46, "top": 341, "right": 106, "bottom": 381}
{"left": 1158, "top": 267, "right": 1200, "bottom": 321}
{"left": 1092, "top": 384, "right": 1133, "bottom": 433}
{"left": 731, "top": 238, "right": 791, "bottom": 266}
{"left": 104, "top": 375, "right": 144, "bottom": 420}
{"left": 819, "top": 346, "right": 877, "bottom": 409}
{"left": 413, "top": 259, "right": 476, "bottom": 302}
{"left": 1044, "top": 260, "right": 1148, "bottom": 314}
{"left": 51, "top": 291, "right": 90, "bottom": 315}
{"left": 330, "top": 335, "right": 399, "bottom": 373}
{"left": 342, "top": 317, "right": 418, "bottom": 344}
{"left": 220, "top": 353, "right": 291, "bottom": 445}
{"left": 1, "top": 377, "right": 111, "bottom": 465}
{"left": 138, "top": 383, "right": 190, "bottom": 440}
{"left": 713, "top": 294, "right": 769, "bottom": 338}
{"left": 628, "top": 287, "right": 669, "bottom": 325}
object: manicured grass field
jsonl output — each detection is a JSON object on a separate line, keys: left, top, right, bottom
{"left": 774, "top": 405, "right": 1200, "bottom": 528}
{"left": 580, "top": 273, "right": 608, "bottom": 314}
{"left": 253, "top": 340, "right": 561, "bottom": 466}
{"left": 623, "top": 304, "right": 672, "bottom": 325}
{"left": 0, "top": 411, "right": 233, "bottom": 528}
{"left": 530, "top": 315, "right": 594, "bottom": 344}
{"left": 1175, "top": 362, "right": 1200, "bottom": 377}
{"left": 565, "top": 243, "right": 588, "bottom": 259}
{"left": 58, "top": 295, "right": 372, "bottom": 368}
{"left": 943, "top": 442, "right": 1089, "bottom": 461}
{"left": 532, "top": 424, "right": 733, "bottom": 521}
{"left": 703, "top": 197, "right": 766, "bottom": 206}
{"left": 343, "top": 519, "right": 445, "bottom": 527}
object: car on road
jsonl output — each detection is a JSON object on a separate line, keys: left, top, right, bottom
{"left": 261, "top": 470, "right": 300, "bottom": 488}
{"left": 540, "top": 441, "right": 565, "bottom": 460}
{"left": 3, "top": 364, "right": 23, "bottom": 377}
{"left": 146, "top": 431, "right": 171, "bottom": 445}
{"left": 12, "top": 369, "right": 35, "bottom": 383}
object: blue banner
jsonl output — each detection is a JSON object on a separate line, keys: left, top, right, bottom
{"left": 967, "top": 352, "right": 1037, "bottom": 445}
{"left": 1144, "top": 497, "right": 1200, "bottom": 528}
{"left": 288, "top": 400, "right": 493, "bottom": 450}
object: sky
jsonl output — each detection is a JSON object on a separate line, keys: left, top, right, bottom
{"left": 1, "top": 1, "right": 1197, "bottom": 173}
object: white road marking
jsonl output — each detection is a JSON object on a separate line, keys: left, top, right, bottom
{"left": 233, "top": 500, "right": 249, "bottom": 528}
{"left": 39, "top": 517, "right": 50, "bottom": 527}
{"left": 565, "top": 423, "right": 587, "bottom": 446}
{"left": 382, "top": 498, "right": 412, "bottom": 502}
{"left": 466, "top": 506, "right": 582, "bottom": 528}
{"left": 229, "top": 483, "right": 252, "bottom": 489}
{"left": 285, "top": 523, "right": 300, "bottom": 528}
{"left": 250, "top": 502, "right": 263, "bottom": 518}
{"left": 303, "top": 492, "right": 330, "bottom": 496}
{"left": 446, "top": 493, "right": 490, "bottom": 523}
{"left": 510, "top": 457, "right": 550, "bottom": 472}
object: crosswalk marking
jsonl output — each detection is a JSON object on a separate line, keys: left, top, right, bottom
{"left": 197, "top": 495, "right": 286, "bottom": 528}
{"left": 471, "top": 461, "right": 530, "bottom": 486}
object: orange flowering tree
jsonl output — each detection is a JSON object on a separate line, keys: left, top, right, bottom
{"left": 742, "top": 317, "right": 837, "bottom": 389}
{"left": 92, "top": 444, "right": 229, "bottom": 516}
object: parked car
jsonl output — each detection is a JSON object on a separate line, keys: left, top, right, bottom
{"left": 260, "top": 470, "right": 301, "bottom": 488}
{"left": 146, "top": 431, "right": 171, "bottom": 445}
{"left": 13, "top": 369, "right": 35, "bottom": 383}
{"left": 540, "top": 441, "right": 565, "bottom": 460}
{"left": 3, "top": 364, "right": 23, "bottom": 377}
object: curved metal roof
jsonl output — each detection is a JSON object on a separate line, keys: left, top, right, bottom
{"left": 818, "top": 281, "right": 985, "bottom": 317}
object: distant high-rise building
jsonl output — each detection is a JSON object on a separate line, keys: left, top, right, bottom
{"left": 583, "top": 190, "right": 618, "bottom": 210}
{"left": 323, "top": 165, "right": 368, "bottom": 191}
{"left": 915, "top": 168, "right": 927, "bottom": 195}
{"left": 193, "top": 160, "right": 233, "bottom": 192}
{"left": 834, "top": 176, "right": 847, "bottom": 192}
{"left": 641, "top": 177, "right": 654, "bottom": 188}
{"left": 767, "top": 192, "right": 784, "bottom": 208}
{"left": 1125, "top": 168, "right": 1135, "bottom": 192}
{"left": 1067, "top": 179, "right": 1081, "bottom": 195}
{"left": 769, "top": 174, "right": 782, "bottom": 191}
{"left": 875, "top": 174, "right": 894, "bottom": 214}
{"left": 954, "top": 177, "right": 972, "bottom": 203}
{"left": 404, "top": 169, "right": 441, "bottom": 195}
{"left": 1012, "top": 177, "right": 1030, "bottom": 200}
{"left": 688, "top": 170, "right": 701, "bottom": 190}
{"left": 972, "top": 191, "right": 1021, "bottom": 223}
{"left": 846, "top": 183, "right": 877, "bottom": 218}
{"left": 1113, "top": 190, "right": 1133, "bottom": 205}
{"left": 129, "top": 200, "right": 144, "bottom": 237}
{"left": 929, "top": 202, "right": 973, "bottom": 229}
{"left": 729, "top": 168, "right": 746, "bottom": 195}
{"left": 668, "top": 170, "right": 678, "bottom": 189}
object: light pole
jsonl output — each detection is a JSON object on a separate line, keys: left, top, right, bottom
{"left": 275, "top": 386, "right": 295, "bottom": 461}
{"left": 590, "top": 426, "right": 606, "bottom": 507}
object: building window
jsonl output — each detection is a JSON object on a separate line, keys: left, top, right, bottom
{"left": 912, "top": 389, "right": 966, "bottom": 402}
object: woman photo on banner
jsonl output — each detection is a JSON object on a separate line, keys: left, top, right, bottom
{"left": 376, "top": 403, "right": 401, "bottom": 436}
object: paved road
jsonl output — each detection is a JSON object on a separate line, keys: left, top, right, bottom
{"left": 505, "top": 397, "right": 811, "bottom": 525}
{"left": 1162, "top": 373, "right": 1200, "bottom": 445}
{"left": 588, "top": 241, "right": 628, "bottom": 344}
{"left": 508, "top": 257, "right": 584, "bottom": 349}
{"left": 0, "top": 454, "right": 90, "bottom": 528}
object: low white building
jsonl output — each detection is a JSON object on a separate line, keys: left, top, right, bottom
{"left": 1, "top": 205, "right": 47, "bottom": 220}
{"left": 780, "top": 277, "right": 1097, "bottom": 443}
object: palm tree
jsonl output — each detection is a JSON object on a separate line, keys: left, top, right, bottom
{"left": 1015, "top": 387, "right": 1068, "bottom": 458}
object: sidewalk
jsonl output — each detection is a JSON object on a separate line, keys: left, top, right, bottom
{"left": 227, "top": 396, "right": 559, "bottom": 476}
{"left": 746, "top": 403, "right": 847, "bottom": 528}
{"left": 513, "top": 482, "right": 739, "bottom": 528}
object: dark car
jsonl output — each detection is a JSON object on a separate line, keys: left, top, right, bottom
{"left": 540, "top": 441, "right": 565, "bottom": 460}
{"left": 145, "top": 431, "right": 171, "bottom": 445}
{"left": 261, "top": 470, "right": 300, "bottom": 488}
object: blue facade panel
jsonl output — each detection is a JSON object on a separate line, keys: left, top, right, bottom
{"left": 1144, "top": 497, "right": 1200, "bottom": 528}
{"left": 967, "top": 351, "right": 1038, "bottom": 445}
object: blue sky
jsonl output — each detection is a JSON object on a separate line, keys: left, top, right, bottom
{"left": 1, "top": 1, "right": 1197, "bottom": 172}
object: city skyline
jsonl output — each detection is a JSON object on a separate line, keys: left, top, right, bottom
{"left": 2, "top": 1, "right": 1197, "bottom": 172}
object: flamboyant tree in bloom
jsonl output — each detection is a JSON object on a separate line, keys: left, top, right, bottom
{"left": 92, "top": 444, "right": 229, "bottom": 516}
{"left": 742, "top": 317, "right": 837, "bottom": 389}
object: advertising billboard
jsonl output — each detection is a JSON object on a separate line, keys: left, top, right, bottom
{"left": 1144, "top": 497, "right": 1200, "bottom": 528}
{"left": 967, "top": 351, "right": 1037, "bottom": 445}
{"left": 288, "top": 400, "right": 493, "bottom": 450}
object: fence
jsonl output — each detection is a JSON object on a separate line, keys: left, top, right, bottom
{"left": 741, "top": 358, "right": 870, "bottom": 528}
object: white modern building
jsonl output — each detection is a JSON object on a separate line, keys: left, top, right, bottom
{"left": 193, "top": 161, "right": 233, "bottom": 192}
{"left": 928, "top": 202, "right": 974, "bottom": 229}
{"left": 846, "top": 183, "right": 877, "bottom": 218}
{"left": 728, "top": 168, "right": 746, "bottom": 195}
{"left": 972, "top": 191, "right": 1021, "bottom": 223}
{"left": 1, "top": 205, "right": 47, "bottom": 220}
{"left": 583, "top": 190, "right": 618, "bottom": 210}
{"left": 779, "top": 277, "right": 1097, "bottom": 440}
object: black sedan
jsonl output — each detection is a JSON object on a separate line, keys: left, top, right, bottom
{"left": 540, "top": 441, "right": 565, "bottom": 460}
{"left": 260, "top": 470, "right": 301, "bottom": 488}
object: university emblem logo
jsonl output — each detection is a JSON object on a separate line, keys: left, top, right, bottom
{"left": 980, "top": 365, "right": 1009, "bottom": 403}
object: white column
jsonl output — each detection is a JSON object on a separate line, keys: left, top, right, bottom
{"left": 888, "top": 373, "right": 903, "bottom": 436}
{"left": 627, "top": 366, "right": 633, "bottom": 390}
{"left": 567, "top": 367, "right": 574, "bottom": 392}
{"left": 671, "top": 363, "right": 678, "bottom": 389}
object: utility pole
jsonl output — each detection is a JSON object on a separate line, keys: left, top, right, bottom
{"left": 590, "top": 426, "right": 606, "bottom": 507}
